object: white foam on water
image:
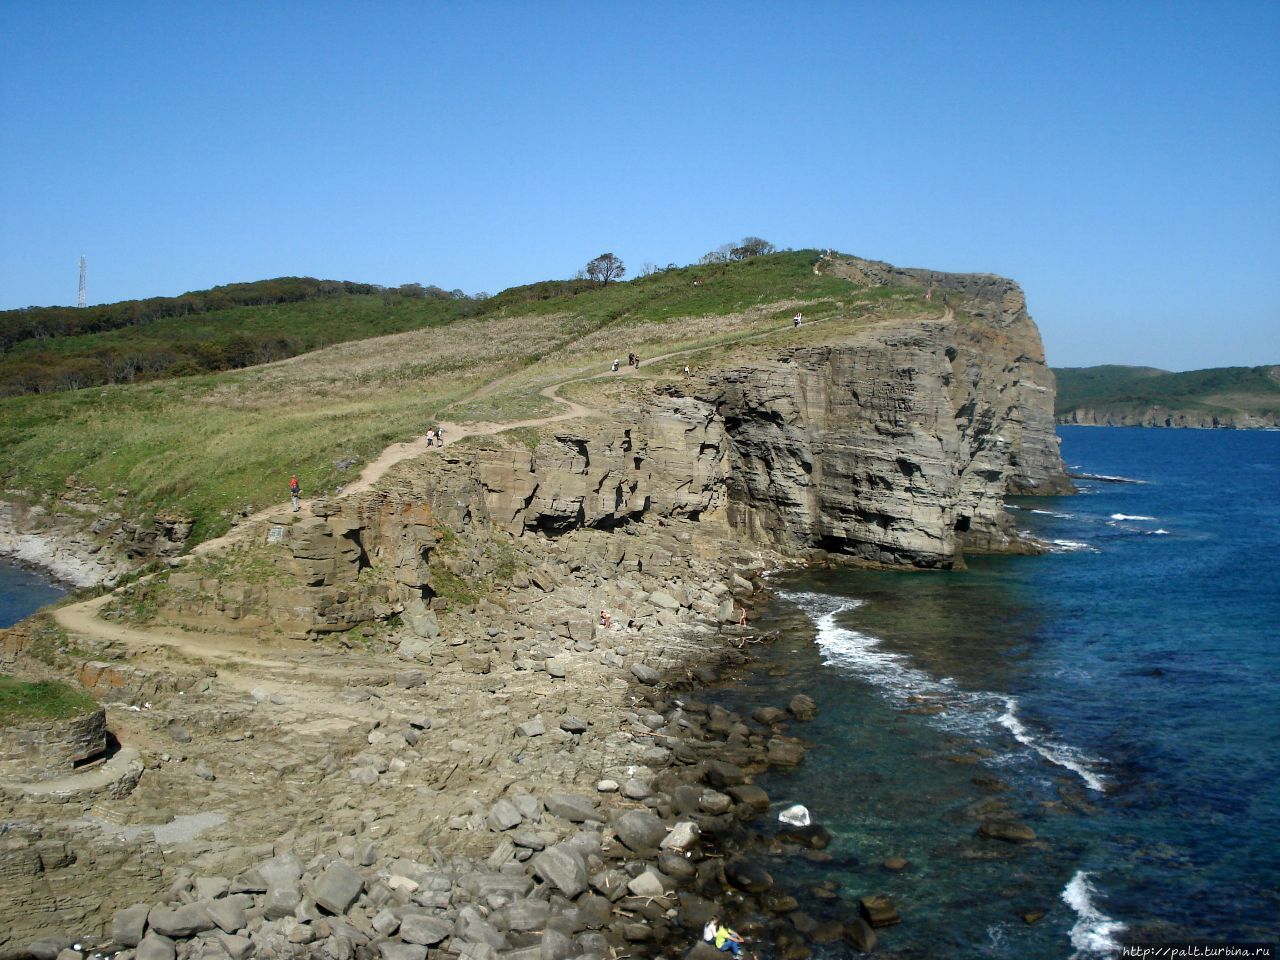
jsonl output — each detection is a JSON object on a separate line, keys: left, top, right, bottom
{"left": 782, "top": 589, "right": 1109, "bottom": 793}
{"left": 998, "top": 698, "right": 1107, "bottom": 792}
{"left": 1148, "top": 529, "right": 1170, "bottom": 535}
{"left": 1050, "top": 539, "right": 1098, "bottom": 553}
{"left": 1109, "top": 513, "right": 1155, "bottom": 521}
{"left": 1030, "top": 509, "right": 1075, "bottom": 518}
{"left": 1062, "top": 872, "right": 1125, "bottom": 958}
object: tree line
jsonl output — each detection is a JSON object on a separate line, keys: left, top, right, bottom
{"left": 0, "top": 277, "right": 380, "bottom": 354}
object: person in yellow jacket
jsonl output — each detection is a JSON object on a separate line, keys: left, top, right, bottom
{"left": 713, "top": 919, "right": 746, "bottom": 957}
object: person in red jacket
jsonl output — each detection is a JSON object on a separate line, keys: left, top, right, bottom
{"left": 289, "top": 475, "right": 300, "bottom": 512}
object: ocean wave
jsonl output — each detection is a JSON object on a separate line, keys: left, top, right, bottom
{"left": 1148, "top": 529, "right": 1170, "bottom": 535}
{"left": 1109, "top": 513, "right": 1155, "bottom": 521}
{"left": 1063, "top": 872, "right": 1125, "bottom": 958}
{"left": 1069, "top": 472, "right": 1147, "bottom": 484}
{"left": 781, "top": 589, "right": 1108, "bottom": 793}
{"left": 1031, "top": 509, "right": 1075, "bottom": 518}
{"left": 1050, "top": 539, "right": 1099, "bottom": 553}
{"left": 998, "top": 698, "right": 1107, "bottom": 792}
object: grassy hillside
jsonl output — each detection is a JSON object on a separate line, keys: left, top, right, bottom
{"left": 1, "top": 251, "right": 939, "bottom": 543}
{"left": 1054, "top": 364, "right": 1280, "bottom": 419}
{"left": 0, "top": 279, "right": 483, "bottom": 395}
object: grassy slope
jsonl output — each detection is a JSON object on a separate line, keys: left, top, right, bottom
{"left": 0, "top": 674, "right": 96, "bottom": 724}
{"left": 0, "top": 251, "right": 935, "bottom": 543}
{"left": 1054, "top": 364, "right": 1280, "bottom": 417}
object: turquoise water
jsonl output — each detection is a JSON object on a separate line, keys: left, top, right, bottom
{"left": 715, "top": 427, "right": 1280, "bottom": 957}
{"left": 0, "top": 558, "right": 66, "bottom": 629}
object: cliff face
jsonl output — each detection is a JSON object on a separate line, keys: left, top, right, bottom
{"left": 1058, "top": 408, "right": 1280, "bottom": 429}
{"left": 144, "top": 258, "right": 1071, "bottom": 634}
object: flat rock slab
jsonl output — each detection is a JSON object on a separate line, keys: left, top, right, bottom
{"left": 311, "top": 859, "right": 364, "bottom": 915}
{"left": 613, "top": 809, "right": 666, "bottom": 852}
{"left": 399, "top": 913, "right": 453, "bottom": 946}
{"left": 544, "top": 793, "right": 598, "bottom": 823}
{"left": 530, "top": 845, "right": 588, "bottom": 898}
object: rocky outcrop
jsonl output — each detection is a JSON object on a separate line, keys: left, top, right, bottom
{"left": 1058, "top": 407, "right": 1280, "bottom": 429}
{"left": 0, "top": 499, "right": 191, "bottom": 588}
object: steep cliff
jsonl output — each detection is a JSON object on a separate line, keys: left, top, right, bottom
{"left": 135, "top": 256, "right": 1070, "bottom": 635}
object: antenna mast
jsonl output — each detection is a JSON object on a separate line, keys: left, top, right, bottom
{"left": 77, "top": 255, "right": 87, "bottom": 308}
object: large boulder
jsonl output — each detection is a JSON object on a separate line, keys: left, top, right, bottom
{"left": 544, "top": 794, "right": 599, "bottom": 823}
{"left": 311, "top": 860, "right": 364, "bottom": 915}
{"left": 531, "top": 845, "right": 589, "bottom": 898}
{"left": 612, "top": 810, "right": 667, "bottom": 852}
{"left": 724, "top": 858, "right": 773, "bottom": 893}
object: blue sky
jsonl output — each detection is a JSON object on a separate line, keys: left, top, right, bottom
{"left": 1, "top": 1, "right": 1276, "bottom": 370}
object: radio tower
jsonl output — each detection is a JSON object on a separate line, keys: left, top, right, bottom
{"left": 77, "top": 255, "right": 87, "bottom": 308}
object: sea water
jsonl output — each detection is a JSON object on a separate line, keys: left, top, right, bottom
{"left": 0, "top": 558, "right": 66, "bottom": 629}
{"left": 713, "top": 427, "right": 1280, "bottom": 957}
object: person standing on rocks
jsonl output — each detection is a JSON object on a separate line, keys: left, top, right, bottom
{"left": 289, "top": 475, "right": 301, "bottom": 512}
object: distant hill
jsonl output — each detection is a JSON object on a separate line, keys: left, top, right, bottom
{"left": 0, "top": 278, "right": 488, "bottom": 395}
{"left": 1053, "top": 364, "right": 1280, "bottom": 428}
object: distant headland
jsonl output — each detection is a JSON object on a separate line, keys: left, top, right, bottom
{"left": 1053, "top": 364, "right": 1280, "bottom": 428}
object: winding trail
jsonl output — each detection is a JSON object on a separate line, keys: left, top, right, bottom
{"left": 55, "top": 302, "right": 952, "bottom": 655}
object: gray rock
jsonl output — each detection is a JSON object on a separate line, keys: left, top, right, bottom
{"left": 399, "top": 913, "right": 453, "bottom": 946}
{"left": 541, "top": 928, "right": 575, "bottom": 960}
{"left": 660, "top": 821, "right": 701, "bottom": 851}
{"left": 626, "top": 870, "right": 666, "bottom": 898}
{"left": 135, "top": 934, "right": 176, "bottom": 960}
{"left": 620, "top": 779, "right": 652, "bottom": 800}
{"left": 612, "top": 810, "right": 666, "bottom": 852}
{"left": 703, "top": 759, "right": 747, "bottom": 788}
{"left": 502, "top": 899, "right": 551, "bottom": 932}
{"left": 590, "top": 869, "right": 630, "bottom": 902}
{"left": 788, "top": 694, "right": 818, "bottom": 720}
{"left": 112, "top": 903, "right": 150, "bottom": 947}
{"left": 544, "top": 658, "right": 567, "bottom": 678}
{"left": 148, "top": 903, "right": 214, "bottom": 938}
{"left": 511, "top": 829, "right": 546, "bottom": 850}
{"left": 193, "top": 762, "right": 216, "bottom": 781}
{"left": 630, "top": 664, "right": 660, "bottom": 685}
{"left": 379, "top": 944, "right": 427, "bottom": 960}
{"left": 530, "top": 845, "right": 588, "bottom": 898}
{"left": 558, "top": 715, "right": 588, "bottom": 734}
{"left": 724, "top": 858, "right": 773, "bottom": 893}
{"left": 396, "top": 669, "right": 426, "bottom": 689}
{"left": 544, "top": 793, "right": 598, "bottom": 823}
{"left": 649, "top": 591, "right": 681, "bottom": 610}
{"left": 217, "top": 934, "right": 254, "bottom": 960}
{"left": 979, "top": 820, "right": 1037, "bottom": 843}
{"left": 845, "top": 917, "right": 878, "bottom": 952}
{"left": 263, "top": 883, "right": 302, "bottom": 920}
{"left": 488, "top": 798, "right": 524, "bottom": 831}
{"left": 516, "top": 718, "right": 546, "bottom": 737}
{"left": 349, "top": 765, "right": 379, "bottom": 785}
{"left": 206, "top": 897, "right": 247, "bottom": 934}
{"left": 194, "top": 876, "right": 229, "bottom": 900}
{"left": 371, "top": 907, "right": 400, "bottom": 936}
{"left": 311, "top": 859, "right": 364, "bottom": 915}
{"left": 257, "top": 853, "right": 304, "bottom": 887}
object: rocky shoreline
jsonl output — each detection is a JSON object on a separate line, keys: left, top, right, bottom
{"left": 2, "top": 518, "right": 897, "bottom": 960}
{"left": 0, "top": 500, "right": 133, "bottom": 589}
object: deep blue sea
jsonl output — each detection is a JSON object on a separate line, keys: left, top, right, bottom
{"left": 713, "top": 427, "right": 1280, "bottom": 958}
{"left": 0, "top": 558, "right": 66, "bottom": 629}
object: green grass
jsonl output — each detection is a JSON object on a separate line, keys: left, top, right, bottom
{"left": 1054, "top": 364, "right": 1280, "bottom": 417}
{"left": 0, "top": 674, "right": 97, "bottom": 725}
{"left": 0, "top": 250, "right": 944, "bottom": 545}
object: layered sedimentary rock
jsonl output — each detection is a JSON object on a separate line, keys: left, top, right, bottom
{"left": 1058, "top": 407, "right": 1280, "bottom": 429}
{"left": 147, "top": 258, "right": 1070, "bottom": 633}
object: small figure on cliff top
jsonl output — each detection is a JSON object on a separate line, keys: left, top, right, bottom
{"left": 425, "top": 428, "right": 436, "bottom": 447}
{"left": 628, "top": 352, "right": 636, "bottom": 366}
{"left": 611, "top": 359, "right": 620, "bottom": 372}
{"left": 793, "top": 312, "right": 803, "bottom": 328}
{"left": 684, "top": 364, "right": 691, "bottom": 377}
{"left": 289, "top": 475, "right": 300, "bottom": 512}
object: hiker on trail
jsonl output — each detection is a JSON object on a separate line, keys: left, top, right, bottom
{"left": 436, "top": 425, "right": 445, "bottom": 445}
{"left": 425, "top": 428, "right": 436, "bottom": 447}
{"left": 684, "top": 364, "right": 691, "bottom": 377}
{"left": 289, "top": 475, "right": 301, "bottom": 512}
{"left": 634, "top": 355, "right": 641, "bottom": 368}
{"left": 628, "top": 352, "right": 635, "bottom": 367}
{"left": 600, "top": 609, "right": 612, "bottom": 628}
{"left": 926, "top": 285, "right": 934, "bottom": 302}
{"left": 793, "top": 312, "right": 803, "bottom": 328}
{"left": 611, "top": 359, "right": 620, "bottom": 372}
{"left": 711, "top": 918, "right": 747, "bottom": 957}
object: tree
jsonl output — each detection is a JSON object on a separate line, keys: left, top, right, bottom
{"left": 585, "top": 253, "right": 626, "bottom": 286}
{"left": 730, "top": 236, "right": 775, "bottom": 260}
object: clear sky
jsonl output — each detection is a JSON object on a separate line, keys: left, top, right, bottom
{"left": 2, "top": 1, "right": 1277, "bottom": 370}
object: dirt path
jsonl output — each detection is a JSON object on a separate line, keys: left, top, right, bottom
{"left": 56, "top": 304, "right": 953, "bottom": 663}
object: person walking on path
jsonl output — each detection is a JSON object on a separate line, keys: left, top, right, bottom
{"left": 611, "top": 359, "right": 620, "bottom": 372}
{"left": 425, "top": 428, "right": 436, "bottom": 447}
{"left": 436, "top": 425, "right": 444, "bottom": 446}
{"left": 793, "top": 312, "right": 803, "bottom": 328}
{"left": 289, "top": 475, "right": 301, "bottom": 512}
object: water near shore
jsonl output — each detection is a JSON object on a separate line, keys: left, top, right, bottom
{"left": 0, "top": 558, "right": 66, "bottom": 628}
{"left": 714, "top": 427, "right": 1280, "bottom": 957}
